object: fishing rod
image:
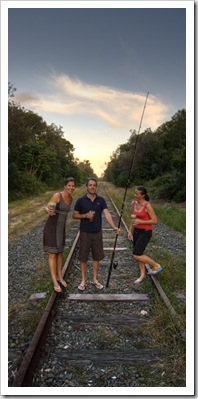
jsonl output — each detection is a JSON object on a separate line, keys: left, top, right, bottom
{"left": 106, "top": 92, "right": 149, "bottom": 288}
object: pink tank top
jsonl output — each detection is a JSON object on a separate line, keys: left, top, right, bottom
{"left": 132, "top": 201, "right": 152, "bottom": 230}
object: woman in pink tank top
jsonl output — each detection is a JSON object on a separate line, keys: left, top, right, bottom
{"left": 128, "top": 186, "right": 163, "bottom": 285}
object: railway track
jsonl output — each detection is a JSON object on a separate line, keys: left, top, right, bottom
{"left": 12, "top": 185, "right": 184, "bottom": 388}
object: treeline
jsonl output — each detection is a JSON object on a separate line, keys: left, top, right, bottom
{"left": 104, "top": 109, "right": 186, "bottom": 202}
{"left": 8, "top": 84, "right": 97, "bottom": 201}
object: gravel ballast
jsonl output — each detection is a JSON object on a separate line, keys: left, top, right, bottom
{"left": 8, "top": 210, "right": 186, "bottom": 387}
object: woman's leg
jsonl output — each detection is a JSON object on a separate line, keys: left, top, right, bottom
{"left": 56, "top": 253, "right": 67, "bottom": 287}
{"left": 133, "top": 261, "right": 147, "bottom": 284}
{"left": 133, "top": 230, "right": 161, "bottom": 283}
{"left": 56, "top": 252, "right": 63, "bottom": 280}
{"left": 134, "top": 254, "right": 161, "bottom": 270}
{"left": 133, "top": 230, "right": 161, "bottom": 272}
{"left": 138, "top": 261, "right": 147, "bottom": 278}
{"left": 48, "top": 253, "right": 61, "bottom": 291}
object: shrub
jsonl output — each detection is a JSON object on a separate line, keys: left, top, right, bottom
{"left": 9, "top": 171, "right": 47, "bottom": 201}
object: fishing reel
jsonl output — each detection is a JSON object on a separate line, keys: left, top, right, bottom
{"left": 113, "top": 260, "right": 118, "bottom": 269}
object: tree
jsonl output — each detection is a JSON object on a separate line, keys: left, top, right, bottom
{"left": 8, "top": 84, "right": 97, "bottom": 199}
{"left": 104, "top": 110, "right": 186, "bottom": 201}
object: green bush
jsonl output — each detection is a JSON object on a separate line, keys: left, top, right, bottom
{"left": 154, "top": 204, "right": 186, "bottom": 234}
{"left": 148, "top": 172, "right": 185, "bottom": 202}
{"left": 9, "top": 171, "right": 47, "bottom": 201}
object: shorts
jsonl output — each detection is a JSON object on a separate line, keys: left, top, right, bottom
{"left": 133, "top": 228, "right": 152, "bottom": 256}
{"left": 78, "top": 231, "right": 104, "bottom": 262}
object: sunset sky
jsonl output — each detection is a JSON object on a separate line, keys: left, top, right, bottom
{"left": 6, "top": 1, "right": 192, "bottom": 176}
{"left": 1, "top": 2, "right": 195, "bottom": 395}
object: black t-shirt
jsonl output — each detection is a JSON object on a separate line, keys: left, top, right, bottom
{"left": 74, "top": 194, "right": 107, "bottom": 232}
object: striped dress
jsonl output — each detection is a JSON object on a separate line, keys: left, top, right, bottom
{"left": 43, "top": 193, "right": 72, "bottom": 253}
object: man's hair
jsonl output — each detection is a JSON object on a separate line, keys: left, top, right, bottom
{"left": 86, "top": 177, "right": 97, "bottom": 186}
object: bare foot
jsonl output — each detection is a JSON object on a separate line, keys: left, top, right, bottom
{"left": 134, "top": 276, "right": 145, "bottom": 285}
{"left": 53, "top": 285, "right": 62, "bottom": 293}
{"left": 58, "top": 279, "right": 67, "bottom": 288}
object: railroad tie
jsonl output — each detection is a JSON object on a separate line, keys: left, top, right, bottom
{"left": 51, "top": 348, "right": 162, "bottom": 365}
{"left": 67, "top": 293, "right": 149, "bottom": 302}
{"left": 103, "top": 247, "right": 128, "bottom": 250}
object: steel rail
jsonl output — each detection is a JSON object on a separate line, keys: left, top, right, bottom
{"left": 104, "top": 188, "right": 181, "bottom": 324}
{"left": 12, "top": 187, "right": 183, "bottom": 387}
{"left": 13, "top": 231, "right": 80, "bottom": 387}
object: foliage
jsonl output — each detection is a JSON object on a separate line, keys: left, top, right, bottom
{"left": 154, "top": 203, "right": 186, "bottom": 234}
{"left": 8, "top": 83, "right": 97, "bottom": 200}
{"left": 103, "top": 182, "right": 185, "bottom": 235}
{"left": 104, "top": 110, "right": 186, "bottom": 202}
{"left": 149, "top": 172, "right": 186, "bottom": 203}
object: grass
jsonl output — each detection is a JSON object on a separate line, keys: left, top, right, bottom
{"left": 8, "top": 181, "right": 186, "bottom": 386}
{"left": 100, "top": 181, "right": 186, "bottom": 385}
{"left": 154, "top": 204, "right": 186, "bottom": 234}
{"left": 8, "top": 180, "right": 86, "bottom": 342}
{"left": 93, "top": 325, "right": 120, "bottom": 349}
{"left": 8, "top": 185, "right": 86, "bottom": 240}
{"left": 9, "top": 246, "right": 73, "bottom": 340}
{"left": 8, "top": 258, "right": 52, "bottom": 334}
{"left": 102, "top": 182, "right": 186, "bottom": 235}
{"left": 8, "top": 185, "right": 87, "bottom": 342}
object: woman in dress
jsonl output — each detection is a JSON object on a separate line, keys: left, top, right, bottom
{"left": 128, "top": 186, "right": 163, "bottom": 285}
{"left": 43, "top": 177, "right": 76, "bottom": 292}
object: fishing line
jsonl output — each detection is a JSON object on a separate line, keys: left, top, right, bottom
{"left": 106, "top": 92, "right": 149, "bottom": 288}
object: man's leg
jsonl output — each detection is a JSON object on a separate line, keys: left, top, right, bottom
{"left": 78, "top": 261, "right": 87, "bottom": 290}
{"left": 92, "top": 260, "right": 99, "bottom": 284}
{"left": 92, "top": 260, "right": 104, "bottom": 289}
{"left": 78, "top": 232, "right": 90, "bottom": 290}
{"left": 91, "top": 231, "right": 104, "bottom": 289}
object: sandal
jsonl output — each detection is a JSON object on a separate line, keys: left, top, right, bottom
{"left": 78, "top": 283, "right": 86, "bottom": 292}
{"left": 147, "top": 267, "right": 163, "bottom": 276}
{"left": 134, "top": 277, "right": 145, "bottom": 285}
{"left": 53, "top": 285, "right": 62, "bottom": 293}
{"left": 92, "top": 282, "right": 104, "bottom": 290}
{"left": 58, "top": 279, "right": 67, "bottom": 288}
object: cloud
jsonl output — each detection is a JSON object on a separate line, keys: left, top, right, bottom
{"left": 14, "top": 73, "right": 170, "bottom": 131}
{"left": 12, "top": 73, "right": 173, "bottom": 176}
{"left": 14, "top": 92, "right": 39, "bottom": 103}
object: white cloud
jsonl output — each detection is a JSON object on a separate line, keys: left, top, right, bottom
{"left": 14, "top": 72, "right": 170, "bottom": 131}
{"left": 13, "top": 73, "right": 171, "bottom": 175}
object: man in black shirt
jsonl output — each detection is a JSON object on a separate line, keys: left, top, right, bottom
{"left": 73, "top": 178, "right": 120, "bottom": 291}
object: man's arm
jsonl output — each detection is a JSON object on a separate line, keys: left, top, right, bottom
{"left": 103, "top": 208, "right": 120, "bottom": 234}
{"left": 72, "top": 210, "right": 92, "bottom": 220}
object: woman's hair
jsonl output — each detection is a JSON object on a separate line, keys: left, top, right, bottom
{"left": 136, "top": 185, "right": 149, "bottom": 201}
{"left": 65, "top": 177, "right": 76, "bottom": 185}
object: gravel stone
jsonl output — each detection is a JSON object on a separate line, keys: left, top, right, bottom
{"left": 8, "top": 203, "right": 185, "bottom": 387}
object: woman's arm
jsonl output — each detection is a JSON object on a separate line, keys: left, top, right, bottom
{"left": 44, "top": 193, "right": 60, "bottom": 216}
{"left": 128, "top": 201, "right": 135, "bottom": 240}
{"left": 132, "top": 203, "right": 157, "bottom": 226}
{"left": 128, "top": 220, "right": 134, "bottom": 241}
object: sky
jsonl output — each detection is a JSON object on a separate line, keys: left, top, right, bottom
{"left": 6, "top": 1, "right": 191, "bottom": 177}
{"left": 2, "top": 3, "right": 195, "bottom": 395}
